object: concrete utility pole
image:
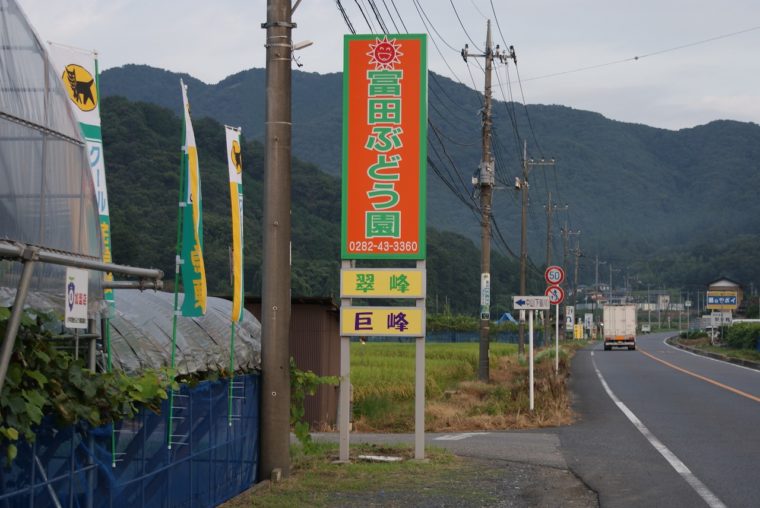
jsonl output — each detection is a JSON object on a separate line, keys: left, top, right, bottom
{"left": 562, "top": 225, "right": 579, "bottom": 293}
{"left": 594, "top": 255, "right": 606, "bottom": 323}
{"left": 261, "top": 0, "right": 293, "bottom": 479}
{"left": 517, "top": 141, "right": 555, "bottom": 355}
{"left": 462, "top": 21, "right": 515, "bottom": 381}
{"left": 572, "top": 239, "right": 582, "bottom": 308}
{"left": 544, "top": 192, "right": 556, "bottom": 267}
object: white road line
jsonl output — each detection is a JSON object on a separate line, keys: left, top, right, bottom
{"left": 433, "top": 432, "right": 489, "bottom": 441}
{"left": 662, "top": 337, "right": 760, "bottom": 374}
{"left": 591, "top": 355, "right": 727, "bottom": 508}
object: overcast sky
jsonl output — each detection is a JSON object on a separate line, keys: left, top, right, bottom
{"left": 20, "top": 0, "right": 760, "bottom": 130}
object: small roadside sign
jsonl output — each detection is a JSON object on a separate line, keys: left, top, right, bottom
{"left": 65, "top": 267, "right": 88, "bottom": 329}
{"left": 544, "top": 265, "right": 565, "bottom": 285}
{"left": 340, "top": 268, "right": 425, "bottom": 298}
{"left": 545, "top": 285, "right": 565, "bottom": 305}
{"left": 513, "top": 296, "right": 550, "bottom": 310}
{"left": 565, "top": 306, "right": 575, "bottom": 328}
{"left": 340, "top": 306, "right": 424, "bottom": 336}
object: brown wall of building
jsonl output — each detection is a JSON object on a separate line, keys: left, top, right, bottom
{"left": 246, "top": 297, "right": 340, "bottom": 428}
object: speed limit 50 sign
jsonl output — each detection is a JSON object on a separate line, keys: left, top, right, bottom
{"left": 545, "top": 265, "right": 565, "bottom": 285}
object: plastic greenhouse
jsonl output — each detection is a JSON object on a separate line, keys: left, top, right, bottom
{"left": 0, "top": 1, "right": 262, "bottom": 505}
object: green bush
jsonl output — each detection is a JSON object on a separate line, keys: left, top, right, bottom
{"left": 725, "top": 323, "right": 760, "bottom": 349}
{"left": 0, "top": 308, "right": 176, "bottom": 465}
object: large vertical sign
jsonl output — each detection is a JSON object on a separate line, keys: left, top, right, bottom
{"left": 48, "top": 43, "right": 114, "bottom": 301}
{"left": 342, "top": 34, "right": 427, "bottom": 259}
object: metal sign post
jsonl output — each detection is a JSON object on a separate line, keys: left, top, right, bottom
{"left": 513, "top": 296, "right": 549, "bottom": 412}
{"left": 544, "top": 285, "right": 565, "bottom": 374}
{"left": 528, "top": 310, "right": 534, "bottom": 411}
{"left": 555, "top": 304, "right": 560, "bottom": 373}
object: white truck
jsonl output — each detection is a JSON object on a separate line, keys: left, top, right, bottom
{"left": 603, "top": 304, "right": 637, "bottom": 351}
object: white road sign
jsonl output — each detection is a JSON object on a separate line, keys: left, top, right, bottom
{"left": 544, "top": 265, "right": 565, "bottom": 285}
{"left": 65, "top": 267, "right": 88, "bottom": 329}
{"left": 513, "top": 295, "right": 551, "bottom": 310}
{"left": 566, "top": 306, "right": 575, "bottom": 327}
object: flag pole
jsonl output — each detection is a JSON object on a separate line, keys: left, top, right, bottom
{"left": 228, "top": 320, "right": 236, "bottom": 426}
{"left": 168, "top": 80, "right": 188, "bottom": 449}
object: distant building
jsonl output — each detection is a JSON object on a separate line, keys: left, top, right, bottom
{"left": 707, "top": 277, "right": 744, "bottom": 312}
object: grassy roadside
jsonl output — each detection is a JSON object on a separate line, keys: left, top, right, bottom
{"left": 221, "top": 443, "right": 462, "bottom": 508}
{"left": 351, "top": 340, "right": 588, "bottom": 432}
{"left": 674, "top": 336, "right": 760, "bottom": 363}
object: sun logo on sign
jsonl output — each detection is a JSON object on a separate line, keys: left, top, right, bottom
{"left": 366, "top": 36, "right": 403, "bottom": 70}
{"left": 230, "top": 139, "right": 242, "bottom": 174}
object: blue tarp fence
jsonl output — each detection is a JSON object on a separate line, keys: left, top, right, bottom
{"left": 0, "top": 374, "right": 260, "bottom": 508}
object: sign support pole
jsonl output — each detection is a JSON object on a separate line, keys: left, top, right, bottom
{"left": 338, "top": 260, "right": 352, "bottom": 463}
{"left": 529, "top": 310, "right": 534, "bottom": 411}
{"left": 555, "top": 304, "right": 560, "bottom": 374}
{"left": 414, "top": 259, "right": 426, "bottom": 460}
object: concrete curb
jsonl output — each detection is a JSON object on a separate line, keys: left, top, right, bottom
{"left": 666, "top": 337, "right": 760, "bottom": 371}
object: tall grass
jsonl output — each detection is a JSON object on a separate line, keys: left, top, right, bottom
{"left": 351, "top": 343, "right": 517, "bottom": 401}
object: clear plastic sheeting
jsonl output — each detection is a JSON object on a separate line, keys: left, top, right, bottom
{"left": 109, "top": 289, "right": 262, "bottom": 375}
{"left": 0, "top": 0, "right": 102, "bottom": 300}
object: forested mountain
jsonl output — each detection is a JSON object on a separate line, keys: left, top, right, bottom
{"left": 100, "top": 64, "right": 760, "bottom": 293}
{"left": 101, "top": 96, "right": 530, "bottom": 315}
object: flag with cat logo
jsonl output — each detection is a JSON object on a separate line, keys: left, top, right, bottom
{"left": 180, "top": 80, "right": 207, "bottom": 316}
{"left": 225, "top": 126, "right": 244, "bottom": 323}
{"left": 48, "top": 42, "right": 114, "bottom": 304}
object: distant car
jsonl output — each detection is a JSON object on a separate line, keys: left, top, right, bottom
{"left": 641, "top": 324, "right": 651, "bottom": 333}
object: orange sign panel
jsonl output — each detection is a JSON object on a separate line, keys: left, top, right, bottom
{"left": 341, "top": 34, "right": 427, "bottom": 259}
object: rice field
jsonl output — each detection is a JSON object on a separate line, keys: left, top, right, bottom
{"left": 349, "top": 342, "right": 521, "bottom": 430}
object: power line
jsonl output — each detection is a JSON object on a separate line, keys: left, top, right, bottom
{"left": 367, "top": 0, "right": 389, "bottom": 33}
{"left": 353, "top": 0, "right": 375, "bottom": 32}
{"left": 389, "top": 0, "right": 409, "bottom": 32}
{"left": 413, "top": 0, "right": 459, "bottom": 52}
{"left": 449, "top": 0, "right": 483, "bottom": 52}
{"left": 520, "top": 25, "right": 760, "bottom": 83}
{"left": 335, "top": 0, "right": 356, "bottom": 34}
{"left": 380, "top": 0, "right": 401, "bottom": 32}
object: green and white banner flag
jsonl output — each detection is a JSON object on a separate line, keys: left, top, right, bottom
{"left": 225, "top": 126, "right": 244, "bottom": 323}
{"left": 48, "top": 42, "right": 114, "bottom": 303}
{"left": 180, "top": 79, "right": 207, "bottom": 316}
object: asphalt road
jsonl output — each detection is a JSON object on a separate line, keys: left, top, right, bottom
{"left": 560, "top": 333, "right": 760, "bottom": 508}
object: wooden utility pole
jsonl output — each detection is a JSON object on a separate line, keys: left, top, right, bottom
{"left": 517, "top": 142, "right": 554, "bottom": 355}
{"left": 462, "top": 21, "right": 515, "bottom": 381}
{"left": 544, "top": 192, "right": 555, "bottom": 267}
{"left": 261, "top": 0, "right": 293, "bottom": 479}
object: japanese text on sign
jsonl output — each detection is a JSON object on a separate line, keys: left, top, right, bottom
{"left": 341, "top": 268, "right": 425, "bottom": 298}
{"left": 342, "top": 34, "right": 427, "bottom": 259}
{"left": 340, "top": 306, "right": 425, "bottom": 336}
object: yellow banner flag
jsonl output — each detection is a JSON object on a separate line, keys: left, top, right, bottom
{"left": 225, "top": 125, "right": 244, "bottom": 322}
